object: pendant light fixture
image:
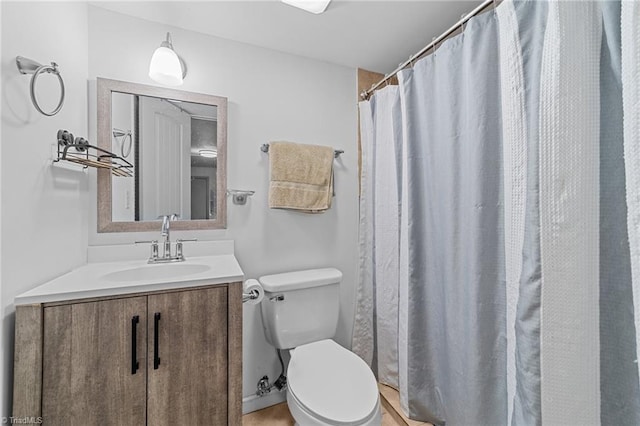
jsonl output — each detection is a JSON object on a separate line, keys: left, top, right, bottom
{"left": 281, "top": 0, "right": 331, "bottom": 14}
{"left": 149, "top": 32, "right": 187, "bottom": 86}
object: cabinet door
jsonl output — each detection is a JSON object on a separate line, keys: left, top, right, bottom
{"left": 147, "top": 287, "right": 228, "bottom": 426}
{"left": 42, "top": 296, "right": 147, "bottom": 426}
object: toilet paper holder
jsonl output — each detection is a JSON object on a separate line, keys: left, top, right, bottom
{"left": 242, "top": 289, "right": 261, "bottom": 303}
{"left": 242, "top": 278, "right": 264, "bottom": 304}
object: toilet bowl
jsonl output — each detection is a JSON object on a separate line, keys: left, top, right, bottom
{"left": 286, "top": 339, "right": 381, "bottom": 426}
{"left": 258, "top": 268, "right": 381, "bottom": 426}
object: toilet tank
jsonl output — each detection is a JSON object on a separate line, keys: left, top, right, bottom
{"left": 259, "top": 268, "right": 342, "bottom": 349}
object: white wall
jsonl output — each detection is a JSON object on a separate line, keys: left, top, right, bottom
{"left": 0, "top": 2, "right": 89, "bottom": 417}
{"left": 0, "top": 2, "right": 4, "bottom": 419}
{"left": 87, "top": 6, "right": 358, "bottom": 410}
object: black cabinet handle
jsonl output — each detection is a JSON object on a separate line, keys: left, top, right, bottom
{"left": 131, "top": 315, "right": 139, "bottom": 375}
{"left": 153, "top": 312, "right": 161, "bottom": 370}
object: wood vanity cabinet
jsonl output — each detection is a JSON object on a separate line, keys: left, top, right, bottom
{"left": 13, "top": 282, "right": 242, "bottom": 426}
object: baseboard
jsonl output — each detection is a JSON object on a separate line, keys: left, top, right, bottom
{"left": 242, "top": 389, "right": 287, "bottom": 415}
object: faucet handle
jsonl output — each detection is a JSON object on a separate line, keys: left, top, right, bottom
{"left": 175, "top": 238, "right": 197, "bottom": 260}
{"left": 135, "top": 240, "right": 159, "bottom": 261}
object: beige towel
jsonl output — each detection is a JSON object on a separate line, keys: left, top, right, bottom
{"left": 268, "top": 141, "right": 334, "bottom": 212}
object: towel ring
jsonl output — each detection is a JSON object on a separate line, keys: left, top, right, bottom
{"left": 16, "top": 56, "right": 65, "bottom": 117}
{"left": 113, "top": 128, "right": 133, "bottom": 158}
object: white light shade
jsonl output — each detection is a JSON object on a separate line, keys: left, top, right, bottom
{"left": 281, "top": 0, "right": 331, "bottom": 14}
{"left": 149, "top": 46, "right": 183, "bottom": 86}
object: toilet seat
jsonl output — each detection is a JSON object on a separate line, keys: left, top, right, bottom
{"left": 287, "top": 339, "right": 379, "bottom": 425}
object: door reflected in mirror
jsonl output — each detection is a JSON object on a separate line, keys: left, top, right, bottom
{"left": 97, "top": 78, "right": 227, "bottom": 233}
{"left": 111, "top": 93, "right": 218, "bottom": 221}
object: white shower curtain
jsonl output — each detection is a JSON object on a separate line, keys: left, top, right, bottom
{"left": 353, "top": 86, "right": 402, "bottom": 388}
{"left": 354, "top": 1, "right": 640, "bottom": 425}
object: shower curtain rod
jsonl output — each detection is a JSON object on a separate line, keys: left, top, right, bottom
{"left": 360, "top": 0, "right": 497, "bottom": 100}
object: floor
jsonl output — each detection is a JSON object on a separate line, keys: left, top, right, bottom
{"left": 242, "top": 384, "right": 432, "bottom": 426}
{"left": 377, "top": 384, "right": 433, "bottom": 426}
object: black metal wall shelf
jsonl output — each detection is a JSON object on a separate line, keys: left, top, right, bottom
{"left": 53, "top": 129, "right": 133, "bottom": 177}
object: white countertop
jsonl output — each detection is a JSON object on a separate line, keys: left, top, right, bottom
{"left": 15, "top": 242, "right": 244, "bottom": 305}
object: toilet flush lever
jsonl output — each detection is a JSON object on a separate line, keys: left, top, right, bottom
{"left": 269, "top": 294, "right": 285, "bottom": 302}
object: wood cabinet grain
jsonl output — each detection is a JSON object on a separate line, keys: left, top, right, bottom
{"left": 42, "top": 296, "right": 147, "bottom": 426}
{"left": 13, "top": 282, "right": 242, "bottom": 426}
{"left": 147, "top": 287, "right": 228, "bottom": 426}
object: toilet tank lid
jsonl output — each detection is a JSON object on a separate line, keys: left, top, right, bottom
{"left": 258, "top": 268, "right": 342, "bottom": 292}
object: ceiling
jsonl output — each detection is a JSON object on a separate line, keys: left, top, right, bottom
{"left": 92, "top": 0, "right": 482, "bottom": 74}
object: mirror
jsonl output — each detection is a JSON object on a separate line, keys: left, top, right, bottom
{"left": 97, "top": 78, "right": 227, "bottom": 232}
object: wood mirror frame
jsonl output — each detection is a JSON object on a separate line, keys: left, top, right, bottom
{"left": 97, "top": 77, "right": 227, "bottom": 232}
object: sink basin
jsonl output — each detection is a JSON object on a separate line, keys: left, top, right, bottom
{"left": 103, "top": 263, "right": 211, "bottom": 283}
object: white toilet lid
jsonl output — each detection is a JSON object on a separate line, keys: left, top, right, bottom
{"left": 288, "top": 339, "right": 379, "bottom": 424}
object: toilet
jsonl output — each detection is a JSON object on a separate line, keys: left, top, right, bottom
{"left": 259, "top": 268, "right": 381, "bottom": 426}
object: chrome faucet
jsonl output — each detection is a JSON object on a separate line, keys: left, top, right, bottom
{"left": 135, "top": 213, "right": 196, "bottom": 263}
{"left": 160, "top": 213, "right": 179, "bottom": 258}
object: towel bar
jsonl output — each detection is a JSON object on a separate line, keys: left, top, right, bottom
{"left": 260, "top": 143, "right": 344, "bottom": 159}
